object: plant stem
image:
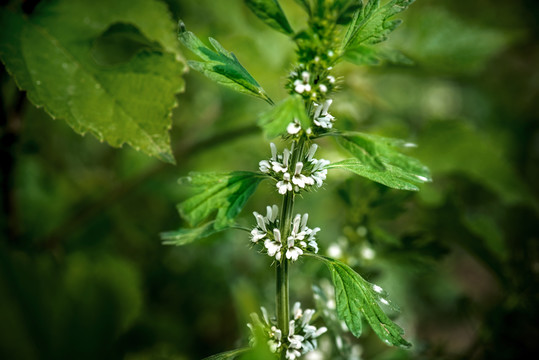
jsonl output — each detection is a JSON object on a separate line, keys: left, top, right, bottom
{"left": 277, "top": 190, "right": 293, "bottom": 338}
{"left": 276, "top": 137, "right": 306, "bottom": 359}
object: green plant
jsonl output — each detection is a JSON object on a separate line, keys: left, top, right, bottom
{"left": 161, "top": 1, "right": 431, "bottom": 359}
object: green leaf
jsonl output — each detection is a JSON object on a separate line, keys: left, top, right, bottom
{"left": 160, "top": 221, "right": 224, "bottom": 246}
{"left": 398, "top": 8, "right": 514, "bottom": 74}
{"left": 293, "top": 0, "right": 312, "bottom": 14}
{"left": 343, "top": 45, "right": 413, "bottom": 66}
{"left": 244, "top": 0, "right": 294, "bottom": 35}
{"left": 257, "top": 95, "right": 310, "bottom": 138}
{"left": 329, "top": 132, "right": 431, "bottom": 191}
{"left": 178, "top": 171, "right": 266, "bottom": 230}
{"left": 0, "top": 0, "right": 186, "bottom": 163}
{"left": 202, "top": 348, "right": 250, "bottom": 360}
{"left": 415, "top": 121, "right": 536, "bottom": 208}
{"left": 313, "top": 255, "right": 411, "bottom": 348}
{"left": 342, "top": 0, "right": 415, "bottom": 51}
{"left": 178, "top": 22, "right": 273, "bottom": 105}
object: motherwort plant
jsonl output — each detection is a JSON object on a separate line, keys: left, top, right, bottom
{"left": 162, "top": 1, "right": 430, "bottom": 359}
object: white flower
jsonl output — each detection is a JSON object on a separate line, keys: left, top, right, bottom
{"left": 293, "top": 302, "right": 303, "bottom": 320}
{"left": 276, "top": 172, "right": 293, "bottom": 194}
{"left": 253, "top": 212, "right": 267, "bottom": 231}
{"left": 291, "top": 162, "right": 314, "bottom": 188}
{"left": 286, "top": 348, "right": 301, "bottom": 360}
{"left": 259, "top": 160, "right": 271, "bottom": 173}
{"left": 286, "top": 236, "right": 303, "bottom": 261}
{"left": 265, "top": 204, "right": 279, "bottom": 223}
{"left": 319, "top": 84, "right": 327, "bottom": 93}
{"left": 250, "top": 228, "right": 266, "bottom": 243}
{"left": 293, "top": 71, "right": 312, "bottom": 94}
{"left": 270, "top": 142, "right": 278, "bottom": 160}
{"left": 265, "top": 228, "right": 283, "bottom": 260}
{"left": 327, "top": 75, "right": 336, "bottom": 84}
{"left": 272, "top": 148, "right": 290, "bottom": 173}
{"left": 310, "top": 159, "right": 330, "bottom": 187}
{"left": 287, "top": 119, "right": 302, "bottom": 135}
{"left": 288, "top": 320, "right": 305, "bottom": 349}
{"left": 306, "top": 143, "right": 318, "bottom": 162}
{"left": 313, "top": 99, "right": 335, "bottom": 129}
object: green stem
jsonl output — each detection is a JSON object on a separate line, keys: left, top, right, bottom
{"left": 276, "top": 137, "right": 307, "bottom": 359}
{"left": 276, "top": 190, "right": 293, "bottom": 337}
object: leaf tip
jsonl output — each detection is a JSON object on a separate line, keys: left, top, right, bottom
{"left": 178, "top": 19, "right": 186, "bottom": 34}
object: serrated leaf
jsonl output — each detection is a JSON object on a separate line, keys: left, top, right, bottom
{"left": 333, "top": 0, "right": 364, "bottom": 25}
{"left": 202, "top": 348, "right": 250, "bottom": 360}
{"left": 178, "top": 22, "right": 273, "bottom": 104}
{"left": 342, "top": 0, "right": 415, "bottom": 50}
{"left": 313, "top": 255, "right": 411, "bottom": 348}
{"left": 329, "top": 132, "right": 431, "bottom": 191}
{"left": 160, "top": 221, "right": 224, "bottom": 246}
{"left": 0, "top": 0, "right": 185, "bottom": 163}
{"left": 178, "top": 172, "right": 266, "bottom": 230}
{"left": 257, "top": 95, "right": 310, "bottom": 138}
{"left": 343, "top": 45, "right": 413, "bottom": 66}
{"left": 245, "top": 0, "right": 294, "bottom": 35}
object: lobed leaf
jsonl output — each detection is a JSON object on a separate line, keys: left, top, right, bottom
{"left": 313, "top": 255, "right": 411, "bottom": 348}
{"left": 329, "top": 132, "right": 431, "bottom": 191}
{"left": 342, "top": 0, "right": 415, "bottom": 51}
{"left": 244, "top": 0, "right": 294, "bottom": 35}
{"left": 178, "top": 22, "right": 273, "bottom": 104}
{"left": 257, "top": 95, "right": 310, "bottom": 138}
{"left": 178, "top": 172, "right": 266, "bottom": 230}
{"left": 0, "top": 0, "right": 185, "bottom": 163}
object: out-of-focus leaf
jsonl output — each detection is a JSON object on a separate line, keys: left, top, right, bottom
{"left": 462, "top": 212, "right": 507, "bottom": 261}
{"left": 329, "top": 132, "right": 431, "bottom": 191}
{"left": 178, "top": 172, "right": 266, "bottom": 229}
{"left": 398, "top": 8, "right": 514, "bottom": 74}
{"left": 160, "top": 221, "right": 224, "bottom": 246}
{"left": 311, "top": 255, "right": 411, "bottom": 348}
{"left": 343, "top": 45, "right": 413, "bottom": 66}
{"left": 257, "top": 95, "right": 310, "bottom": 138}
{"left": 91, "top": 23, "right": 161, "bottom": 66}
{"left": 202, "top": 348, "right": 250, "bottom": 360}
{"left": 416, "top": 121, "right": 535, "bottom": 208}
{"left": 293, "top": 0, "right": 311, "bottom": 14}
{"left": 342, "top": 0, "right": 415, "bottom": 51}
{"left": 178, "top": 21, "right": 273, "bottom": 104}
{"left": 0, "top": 0, "right": 185, "bottom": 163}
{"left": 244, "top": 0, "right": 294, "bottom": 35}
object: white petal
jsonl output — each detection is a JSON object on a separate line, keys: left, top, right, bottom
{"left": 287, "top": 122, "right": 301, "bottom": 134}
{"left": 270, "top": 142, "right": 277, "bottom": 160}
{"left": 273, "top": 228, "right": 281, "bottom": 242}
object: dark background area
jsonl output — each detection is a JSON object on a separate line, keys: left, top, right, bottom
{"left": 1, "top": 0, "right": 538, "bottom": 359}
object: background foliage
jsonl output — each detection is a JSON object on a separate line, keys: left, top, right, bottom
{"left": 1, "top": 0, "right": 538, "bottom": 359}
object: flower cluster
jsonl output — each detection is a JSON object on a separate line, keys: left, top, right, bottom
{"left": 259, "top": 143, "right": 329, "bottom": 195}
{"left": 288, "top": 57, "right": 337, "bottom": 102}
{"left": 247, "top": 303, "right": 327, "bottom": 360}
{"left": 251, "top": 208, "right": 320, "bottom": 262}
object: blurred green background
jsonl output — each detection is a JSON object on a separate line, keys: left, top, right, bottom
{"left": 1, "top": 0, "right": 538, "bottom": 359}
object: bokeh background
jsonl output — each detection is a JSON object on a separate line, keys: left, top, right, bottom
{"left": 1, "top": 0, "right": 538, "bottom": 359}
